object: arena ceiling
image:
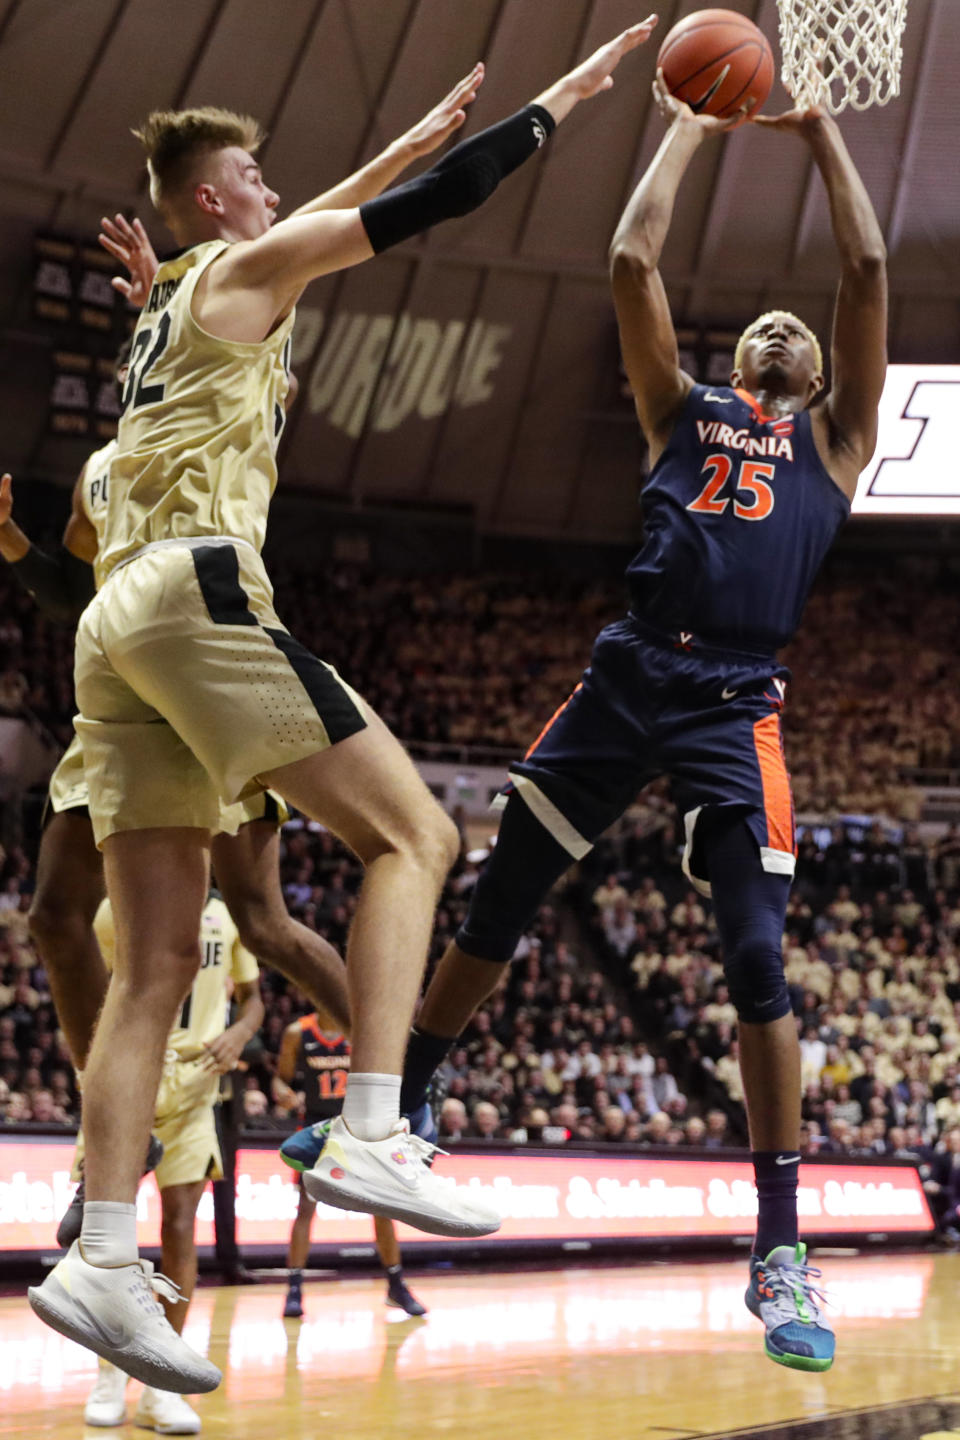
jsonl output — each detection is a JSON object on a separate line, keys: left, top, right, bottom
{"left": 0, "top": 0, "right": 957, "bottom": 545}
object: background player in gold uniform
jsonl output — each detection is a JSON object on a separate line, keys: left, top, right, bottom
{"left": 79, "top": 890, "right": 263, "bottom": 1435}
{"left": 277, "top": 1012, "right": 426, "bottom": 1322}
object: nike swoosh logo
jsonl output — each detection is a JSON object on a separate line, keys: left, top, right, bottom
{"left": 721, "top": 687, "right": 738, "bottom": 700}
{"left": 704, "top": 391, "right": 734, "bottom": 404}
{"left": 378, "top": 1159, "right": 420, "bottom": 1189}
{"left": 775, "top": 1154, "right": 801, "bottom": 1166}
{"left": 74, "top": 1293, "right": 131, "bottom": 1349}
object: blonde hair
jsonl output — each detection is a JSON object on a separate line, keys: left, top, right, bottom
{"left": 734, "top": 311, "right": 823, "bottom": 377}
{"left": 132, "top": 106, "right": 265, "bottom": 214}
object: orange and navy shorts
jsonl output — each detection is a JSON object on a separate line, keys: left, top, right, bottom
{"left": 503, "top": 616, "right": 795, "bottom": 899}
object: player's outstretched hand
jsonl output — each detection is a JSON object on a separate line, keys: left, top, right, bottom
{"left": 536, "top": 15, "right": 658, "bottom": 124}
{"left": 752, "top": 103, "right": 831, "bottom": 135}
{"left": 98, "top": 214, "right": 159, "bottom": 308}
{"left": 568, "top": 15, "right": 659, "bottom": 100}
{"left": 652, "top": 67, "right": 751, "bottom": 134}
{"left": 0, "top": 474, "right": 13, "bottom": 528}
{"left": 401, "top": 63, "right": 485, "bottom": 158}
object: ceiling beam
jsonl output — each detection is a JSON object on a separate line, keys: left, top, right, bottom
{"left": 44, "top": 0, "right": 131, "bottom": 174}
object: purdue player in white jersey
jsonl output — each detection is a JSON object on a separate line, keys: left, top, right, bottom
{"left": 1, "top": 354, "right": 349, "bottom": 1106}
{"left": 28, "top": 23, "right": 659, "bottom": 1391}
{"left": 80, "top": 891, "right": 263, "bottom": 1435}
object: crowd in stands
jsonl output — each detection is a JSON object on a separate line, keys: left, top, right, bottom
{"left": 3, "top": 556, "right": 960, "bottom": 1229}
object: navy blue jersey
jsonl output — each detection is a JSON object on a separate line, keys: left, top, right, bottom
{"left": 295, "top": 1015, "right": 351, "bottom": 1121}
{"left": 626, "top": 384, "right": 850, "bottom": 653}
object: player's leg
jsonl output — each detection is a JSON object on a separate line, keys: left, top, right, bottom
{"left": 212, "top": 817, "right": 350, "bottom": 1032}
{"left": 28, "top": 809, "right": 107, "bottom": 1070}
{"left": 400, "top": 794, "right": 577, "bottom": 1116}
{"left": 156, "top": 1179, "right": 208, "bottom": 1334}
{"left": 29, "top": 827, "right": 221, "bottom": 1396}
{"left": 263, "top": 712, "right": 457, "bottom": 1086}
{"left": 698, "top": 811, "right": 833, "bottom": 1371}
{"left": 375, "top": 1216, "right": 426, "bottom": 1317}
{"left": 130, "top": 1176, "right": 208, "bottom": 1436}
{"left": 265, "top": 722, "right": 511, "bottom": 1235}
{"left": 284, "top": 1178, "right": 315, "bottom": 1318}
{"left": 81, "top": 829, "right": 208, "bottom": 1209}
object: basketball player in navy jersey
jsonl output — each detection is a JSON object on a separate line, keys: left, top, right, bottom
{"left": 375, "top": 79, "right": 888, "bottom": 1372}
{"left": 278, "top": 1012, "right": 426, "bottom": 1320}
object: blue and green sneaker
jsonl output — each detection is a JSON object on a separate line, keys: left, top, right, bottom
{"left": 279, "top": 1101, "right": 438, "bottom": 1174}
{"left": 745, "top": 1243, "right": 835, "bottom": 1372}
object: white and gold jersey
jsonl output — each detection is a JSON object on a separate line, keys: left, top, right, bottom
{"left": 78, "top": 439, "right": 116, "bottom": 568}
{"left": 96, "top": 240, "right": 294, "bottom": 585}
{"left": 93, "top": 892, "right": 259, "bottom": 1061}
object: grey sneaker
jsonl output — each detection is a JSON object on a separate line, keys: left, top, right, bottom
{"left": 28, "top": 1241, "right": 220, "bottom": 1394}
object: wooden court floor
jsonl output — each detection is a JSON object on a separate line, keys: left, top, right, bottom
{"left": 3, "top": 1251, "right": 960, "bottom": 1439}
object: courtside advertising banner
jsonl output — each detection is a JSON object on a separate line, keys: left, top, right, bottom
{"left": 0, "top": 1138, "right": 934, "bottom": 1254}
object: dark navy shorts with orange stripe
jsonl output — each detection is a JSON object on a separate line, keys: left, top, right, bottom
{"left": 504, "top": 616, "right": 795, "bottom": 898}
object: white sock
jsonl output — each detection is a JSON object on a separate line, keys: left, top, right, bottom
{"left": 79, "top": 1201, "right": 138, "bottom": 1267}
{"left": 341, "top": 1072, "right": 401, "bottom": 1142}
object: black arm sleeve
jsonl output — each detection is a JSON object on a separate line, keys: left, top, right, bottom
{"left": 11, "top": 544, "right": 95, "bottom": 625}
{"left": 360, "top": 104, "right": 556, "bottom": 254}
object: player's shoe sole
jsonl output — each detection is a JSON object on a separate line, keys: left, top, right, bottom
{"left": 28, "top": 1243, "right": 220, "bottom": 1395}
{"left": 303, "top": 1117, "right": 500, "bottom": 1238}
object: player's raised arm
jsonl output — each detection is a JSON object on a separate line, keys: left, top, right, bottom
{"left": 610, "top": 69, "right": 744, "bottom": 457}
{"left": 755, "top": 106, "right": 887, "bottom": 493}
{"left": 206, "top": 19, "right": 660, "bottom": 337}
{"left": 0, "top": 469, "right": 97, "bottom": 623}
{"left": 287, "top": 64, "right": 486, "bottom": 217}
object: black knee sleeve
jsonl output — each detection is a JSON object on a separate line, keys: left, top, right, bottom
{"left": 455, "top": 793, "right": 573, "bottom": 964}
{"left": 723, "top": 936, "right": 791, "bottom": 1025}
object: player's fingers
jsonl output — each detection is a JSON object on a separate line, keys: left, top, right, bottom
{"left": 98, "top": 235, "right": 128, "bottom": 261}
{"left": 625, "top": 15, "right": 659, "bottom": 46}
{"left": 131, "top": 217, "right": 151, "bottom": 246}
{"left": 444, "top": 64, "right": 483, "bottom": 108}
{"left": 110, "top": 278, "right": 133, "bottom": 298}
{"left": 113, "top": 211, "right": 136, "bottom": 238}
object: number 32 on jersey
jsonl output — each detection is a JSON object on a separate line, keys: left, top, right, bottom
{"left": 687, "top": 455, "right": 775, "bottom": 521}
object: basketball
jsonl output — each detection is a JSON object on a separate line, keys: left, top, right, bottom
{"left": 657, "top": 8, "right": 774, "bottom": 122}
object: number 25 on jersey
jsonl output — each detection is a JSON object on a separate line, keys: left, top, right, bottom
{"left": 687, "top": 455, "right": 775, "bottom": 521}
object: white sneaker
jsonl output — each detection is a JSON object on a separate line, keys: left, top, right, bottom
{"left": 84, "top": 1359, "right": 129, "bottom": 1426}
{"left": 303, "top": 1117, "right": 501, "bottom": 1238}
{"left": 27, "top": 1242, "right": 220, "bottom": 1395}
{"left": 135, "top": 1385, "right": 202, "bottom": 1434}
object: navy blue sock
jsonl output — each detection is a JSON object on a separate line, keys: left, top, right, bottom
{"left": 399, "top": 1027, "right": 455, "bottom": 1115}
{"left": 752, "top": 1150, "right": 800, "bottom": 1258}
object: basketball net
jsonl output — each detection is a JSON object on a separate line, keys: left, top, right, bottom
{"left": 777, "top": 0, "right": 909, "bottom": 113}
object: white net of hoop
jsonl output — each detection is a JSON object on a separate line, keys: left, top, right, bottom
{"left": 777, "top": 0, "right": 909, "bottom": 113}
